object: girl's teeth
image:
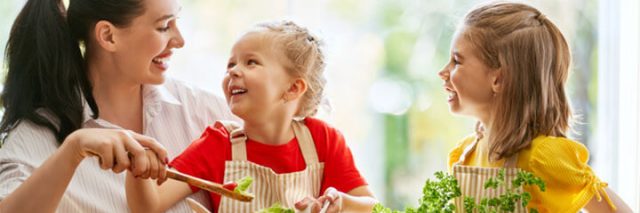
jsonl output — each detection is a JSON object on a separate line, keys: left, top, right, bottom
{"left": 231, "top": 89, "right": 247, "bottom": 95}
{"left": 153, "top": 57, "right": 170, "bottom": 64}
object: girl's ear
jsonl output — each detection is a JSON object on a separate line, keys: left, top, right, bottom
{"left": 94, "top": 20, "right": 117, "bottom": 52}
{"left": 491, "top": 68, "right": 503, "bottom": 94}
{"left": 283, "top": 78, "right": 308, "bottom": 102}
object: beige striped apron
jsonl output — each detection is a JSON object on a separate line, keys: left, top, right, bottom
{"left": 216, "top": 120, "right": 325, "bottom": 212}
{"left": 452, "top": 137, "right": 526, "bottom": 212}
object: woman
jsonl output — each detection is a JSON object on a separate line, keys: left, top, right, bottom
{"left": 0, "top": 0, "right": 235, "bottom": 212}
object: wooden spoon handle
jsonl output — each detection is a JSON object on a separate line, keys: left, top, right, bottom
{"left": 166, "top": 169, "right": 253, "bottom": 202}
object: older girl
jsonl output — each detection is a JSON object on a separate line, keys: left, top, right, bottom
{"left": 439, "top": 2, "right": 632, "bottom": 212}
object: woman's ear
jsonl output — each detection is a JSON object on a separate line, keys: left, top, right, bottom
{"left": 94, "top": 20, "right": 117, "bottom": 52}
{"left": 491, "top": 68, "right": 503, "bottom": 94}
{"left": 283, "top": 78, "right": 308, "bottom": 102}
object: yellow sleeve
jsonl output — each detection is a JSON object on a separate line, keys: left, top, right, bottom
{"left": 529, "top": 137, "right": 615, "bottom": 212}
{"left": 447, "top": 135, "right": 476, "bottom": 173}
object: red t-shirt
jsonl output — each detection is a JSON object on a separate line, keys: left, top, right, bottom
{"left": 169, "top": 117, "right": 367, "bottom": 212}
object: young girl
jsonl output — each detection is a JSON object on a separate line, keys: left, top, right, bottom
{"left": 126, "top": 21, "right": 377, "bottom": 212}
{"left": 438, "top": 2, "right": 632, "bottom": 212}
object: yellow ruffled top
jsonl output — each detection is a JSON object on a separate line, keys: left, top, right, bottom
{"left": 448, "top": 135, "right": 615, "bottom": 213}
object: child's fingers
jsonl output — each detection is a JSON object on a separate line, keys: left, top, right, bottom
{"left": 320, "top": 187, "right": 342, "bottom": 212}
{"left": 324, "top": 202, "right": 340, "bottom": 213}
{"left": 294, "top": 197, "right": 322, "bottom": 212}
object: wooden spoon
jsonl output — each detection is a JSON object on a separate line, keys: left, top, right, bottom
{"left": 166, "top": 169, "right": 254, "bottom": 202}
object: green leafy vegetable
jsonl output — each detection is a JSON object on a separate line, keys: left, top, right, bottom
{"left": 258, "top": 203, "right": 295, "bottom": 213}
{"left": 373, "top": 170, "right": 546, "bottom": 213}
{"left": 233, "top": 176, "right": 253, "bottom": 193}
{"left": 373, "top": 171, "right": 460, "bottom": 213}
{"left": 463, "top": 169, "right": 545, "bottom": 213}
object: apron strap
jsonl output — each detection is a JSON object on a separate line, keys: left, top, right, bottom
{"left": 291, "top": 120, "right": 320, "bottom": 165}
{"left": 214, "top": 120, "right": 248, "bottom": 161}
{"left": 503, "top": 153, "right": 519, "bottom": 168}
{"left": 215, "top": 120, "right": 318, "bottom": 164}
{"left": 453, "top": 136, "right": 480, "bottom": 166}
{"left": 454, "top": 135, "right": 520, "bottom": 169}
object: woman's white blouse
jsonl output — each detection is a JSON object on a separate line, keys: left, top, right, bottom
{"left": 0, "top": 78, "right": 237, "bottom": 212}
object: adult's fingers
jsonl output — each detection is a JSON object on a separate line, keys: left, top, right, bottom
{"left": 98, "top": 143, "right": 114, "bottom": 170}
{"left": 156, "top": 166, "right": 168, "bottom": 185}
{"left": 122, "top": 132, "right": 148, "bottom": 176}
{"left": 111, "top": 138, "right": 130, "bottom": 173}
{"left": 146, "top": 150, "right": 160, "bottom": 179}
{"left": 130, "top": 132, "right": 168, "bottom": 165}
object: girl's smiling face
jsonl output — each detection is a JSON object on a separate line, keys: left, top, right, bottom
{"left": 223, "top": 32, "right": 295, "bottom": 122}
{"left": 438, "top": 30, "right": 500, "bottom": 122}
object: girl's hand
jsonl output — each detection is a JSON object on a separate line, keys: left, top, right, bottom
{"left": 294, "top": 187, "right": 342, "bottom": 213}
{"left": 66, "top": 128, "right": 168, "bottom": 177}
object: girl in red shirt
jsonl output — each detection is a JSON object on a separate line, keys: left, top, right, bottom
{"left": 126, "top": 21, "right": 377, "bottom": 213}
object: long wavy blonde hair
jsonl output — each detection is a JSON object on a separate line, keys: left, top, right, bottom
{"left": 462, "top": 2, "right": 572, "bottom": 161}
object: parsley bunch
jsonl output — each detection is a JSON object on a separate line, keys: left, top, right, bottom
{"left": 373, "top": 171, "right": 461, "bottom": 213}
{"left": 373, "top": 170, "right": 546, "bottom": 213}
{"left": 463, "top": 169, "right": 545, "bottom": 213}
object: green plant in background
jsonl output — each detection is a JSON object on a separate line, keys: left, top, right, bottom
{"left": 374, "top": 170, "right": 545, "bottom": 213}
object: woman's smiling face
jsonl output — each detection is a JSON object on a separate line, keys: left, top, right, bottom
{"left": 110, "top": 0, "right": 185, "bottom": 85}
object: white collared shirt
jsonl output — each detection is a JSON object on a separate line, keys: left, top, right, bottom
{"left": 0, "top": 78, "right": 237, "bottom": 212}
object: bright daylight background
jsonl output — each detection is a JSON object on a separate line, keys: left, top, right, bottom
{"left": 1, "top": 0, "right": 639, "bottom": 211}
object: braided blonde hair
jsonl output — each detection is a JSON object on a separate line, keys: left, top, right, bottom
{"left": 252, "top": 21, "right": 327, "bottom": 117}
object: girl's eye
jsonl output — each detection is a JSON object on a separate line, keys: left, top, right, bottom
{"left": 247, "top": 59, "right": 258, "bottom": 66}
{"left": 158, "top": 25, "right": 170, "bottom": 32}
{"left": 227, "top": 62, "right": 236, "bottom": 69}
{"left": 452, "top": 57, "right": 461, "bottom": 66}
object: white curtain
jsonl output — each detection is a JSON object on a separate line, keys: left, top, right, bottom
{"left": 595, "top": 0, "right": 640, "bottom": 210}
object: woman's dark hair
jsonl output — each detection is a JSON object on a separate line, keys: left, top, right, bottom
{"left": 1, "top": 0, "right": 144, "bottom": 144}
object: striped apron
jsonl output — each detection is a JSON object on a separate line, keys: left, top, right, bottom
{"left": 216, "top": 120, "right": 325, "bottom": 212}
{"left": 452, "top": 137, "right": 526, "bottom": 212}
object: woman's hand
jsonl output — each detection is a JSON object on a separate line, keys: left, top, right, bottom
{"left": 133, "top": 149, "right": 168, "bottom": 186}
{"left": 66, "top": 128, "right": 168, "bottom": 177}
{"left": 0, "top": 128, "right": 168, "bottom": 212}
{"left": 295, "top": 187, "right": 342, "bottom": 213}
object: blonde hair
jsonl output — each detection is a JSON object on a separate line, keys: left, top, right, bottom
{"left": 252, "top": 21, "right": 326, "bottom": 118}
{"left": 462, "top": 2, "right": 572, "bottom": 161}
